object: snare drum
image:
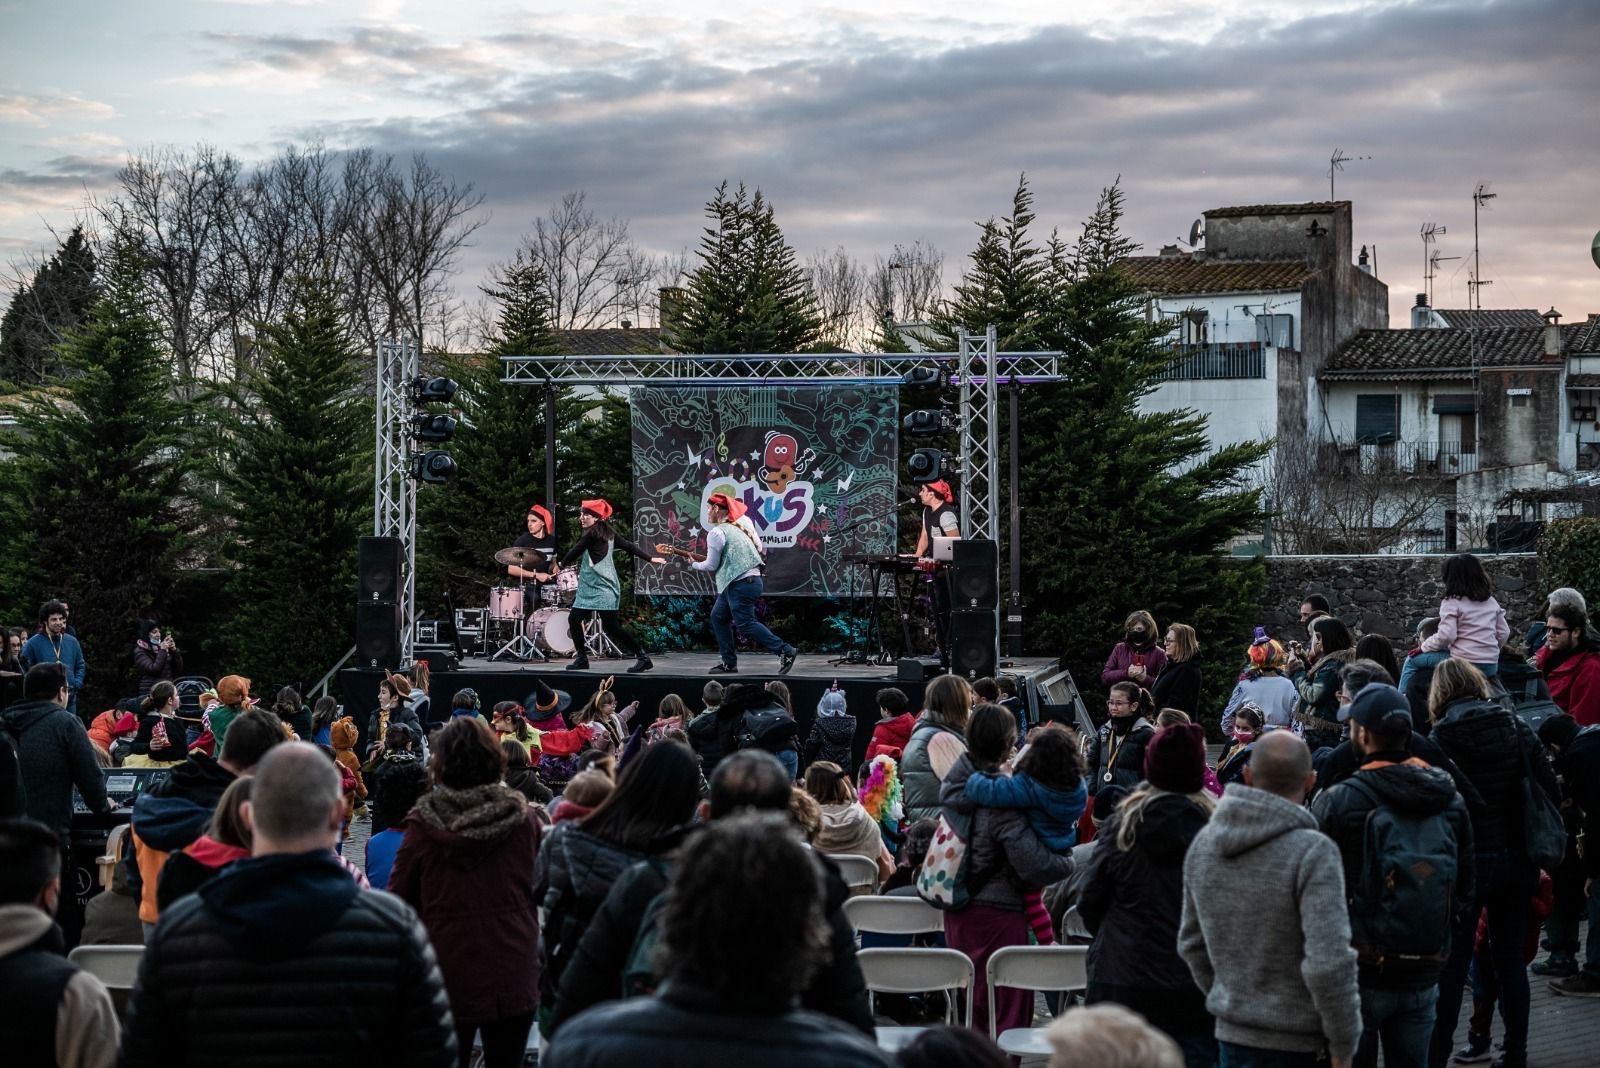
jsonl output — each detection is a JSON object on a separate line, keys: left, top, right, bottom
{"left": 528, "top": 608, "right": 574, "bottom": 655}
{"left": 488, "top": 586, "right": 524, "bottom": 621}
{"left": 553, "top": 569, "right": 579, "bottom": 607}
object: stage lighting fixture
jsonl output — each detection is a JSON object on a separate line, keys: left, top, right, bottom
{"left": 903, "top": 410, "right": 951, "bottom": 435}
{"left": 409, "top": 376, "right": 460, "bottom": 404}
{"left": 409, "top": 412, "right": 458, "bottom": 443}
{"left": 409, "top": 450, "right": 458, "bottom": 483}
{"left": 908, "top": 448, "right": 952, "bottom": 484}
{"left": 902, "top": 367, "right": 946, "bottom": 389}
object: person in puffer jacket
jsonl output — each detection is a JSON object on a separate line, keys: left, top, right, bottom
{"left": 801, "top": 683, "right": 856, "bottom": 774}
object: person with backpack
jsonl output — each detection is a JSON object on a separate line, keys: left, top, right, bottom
{"left": 1312, "top": 684, "right": 1474, "bottom": 1068}
{"left": 546, "top": 749, "right": 873, "bottom": 1037}
{"left": 533, "top": 740, "right": 702, "bottom": 1039}
{"left": 707, "top": 683, "right": 800, "bottom": 778}
{"left": 1424, "top": 660, "right": 1560, "bottom": 1068}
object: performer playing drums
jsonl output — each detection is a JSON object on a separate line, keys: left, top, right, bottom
{"left": 692, "top": 491, "right": 797, "bottom": 676}
{"left": 554, "top": 498, "right": 664, "bottom": 673}
{"left": 508, "top": 504, "right": 558, "bottom": 588}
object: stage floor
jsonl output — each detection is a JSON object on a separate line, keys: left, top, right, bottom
{"left": 452, "top": 650, "right": 1060, "bottom": 682}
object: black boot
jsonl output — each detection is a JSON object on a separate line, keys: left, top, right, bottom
{"left": 566, "top": 655, "right": 590, "bottom": 671}
{"left": 627, "top": 654, "right": 653, "bottom": 674}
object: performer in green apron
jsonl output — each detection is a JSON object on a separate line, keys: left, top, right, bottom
{"left": 554, "top": 498, "right": 665, "bottom": 672}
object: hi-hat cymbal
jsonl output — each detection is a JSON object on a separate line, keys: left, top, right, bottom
{"left": 495, "top": 546, "right": 549, "bottom": 567}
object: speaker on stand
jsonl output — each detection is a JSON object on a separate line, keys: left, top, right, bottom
{"left": 947, "top": 539, "right": 998, "bottom": 680}
{"left": 356, "top": 536, "right": 403, "bottom": 670}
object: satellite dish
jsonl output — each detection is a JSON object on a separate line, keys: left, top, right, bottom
{"left": 1592, "top": 229, "right": 1600, "bottom": 271}
{"left": 1188, "top": 219, "right": 1205, "bottom": 248}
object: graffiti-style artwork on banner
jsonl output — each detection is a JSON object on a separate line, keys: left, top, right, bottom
{"left": 631, "top": 386, "right": 899, "bottom": 596}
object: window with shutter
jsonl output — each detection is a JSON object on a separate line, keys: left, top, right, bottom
{"left": 1355, "top": 395, "right": 1400, "bottom": 444}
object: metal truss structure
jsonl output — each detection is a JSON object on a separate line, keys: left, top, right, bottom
{"left": 956, "top": 328, "right": 1001, "bottom": 543}
{"left": 374, "top": 337, "right": 420, "bottom": 664}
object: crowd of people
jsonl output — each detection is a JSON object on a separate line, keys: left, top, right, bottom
{"left": 1, "top": 552, "right": 1598, "bottom": 1068}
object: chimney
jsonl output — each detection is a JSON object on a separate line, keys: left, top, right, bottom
{"left": 1411, "top": 292, "right": 1434, "bottom": 330}
{"left": 1357, "top": 245, "right": 1371, "bottom": 274}
{"left": 658, "top": 287, "right": 685, "bottom": 337}
{"left": 1542, "top": 307, "right": 1563, "bottom": 361}
{"left": 1159, "top": 244, "right": 1183, "bottom": 258}
{"left": 620, "top": 319, "right": 632, "bottom": 330}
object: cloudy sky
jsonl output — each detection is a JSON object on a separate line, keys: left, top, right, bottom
{"left": 3, "top": 0, "right": 1597, "bottom": 329}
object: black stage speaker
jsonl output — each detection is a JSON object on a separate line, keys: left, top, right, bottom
{"left": 950, "top": 539, "right": 998, "bottom": 609}
{"left": 950, "top": 609, "right": 998, "bottom": 681}
{"left": 356, "top": 601, "right": 401, "bottom": 670}
{"left": 358, "top": 536, "right": 403, "bottom": 603}
{"left": 896, "top": 657, "right": 945, "bottom": 683}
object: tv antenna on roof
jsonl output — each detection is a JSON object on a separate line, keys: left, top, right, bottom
{"left": 1470, "top": 182, "right": 1497, "bottom": 310}
{"left": 1420, "top": 223, "right": 1457, "bottom": 305}
{"left": 1329, "top": 148, "right": 1372, "bottom": 199}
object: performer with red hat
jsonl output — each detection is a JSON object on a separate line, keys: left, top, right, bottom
{"left": 507, "top": 504, "right": 559, "bottom": 585}
{"left": 553, "top": 498, "right": 665, "bottom": 673}
{"left": 691, "top": 491, "right": 797, "bottom": 675}
{"left": 915, "top": 481, "right": 961, "bottom": 666}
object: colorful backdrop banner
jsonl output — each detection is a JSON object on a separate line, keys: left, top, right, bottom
{"left": 630, "top": 385, "right": 899, "bottom": 597}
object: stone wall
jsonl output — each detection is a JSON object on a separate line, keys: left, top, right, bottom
{"left": 1259, "top": 553, "right": 1542, "bottom": 644}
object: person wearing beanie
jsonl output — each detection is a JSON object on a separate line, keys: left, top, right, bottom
{"left": 553, "top": 498, "right": 664, "bottom": 673}
{"left": 801, "top": 684, "right": 856, "bottom": 773}
{"left": 690, "top": 491, "right": 799, "bottom": 676}
{"left": 1311, "top": 684, "right": 1474, "bottom": 1068}
{"left": 1079, "top": 722, "right": 1216, "bottom": 1063}
{"left": 1534, "top": 713, "right": 1600, "bottom": 995}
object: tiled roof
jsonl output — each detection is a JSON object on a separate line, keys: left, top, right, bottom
{"left": 1204, "top": 201, "right": 1346, "bottom": 218}
{"left": 1117, "top": 256, "right": 1312, "bottom": 295}
{"left": 1324, "top": 326, "right": 1553, "bottom": 376}
{"left": 1433, "top": 308, "right": 1547, "bottom": 329}
{"left": 1570, "top": 374, "right": 1600, "bottom": 389}
{"left": 555, "top": 327, "right": 664, "bottom": 356}
{"left": 1566, "top": 315, "right": 1600, "bottom": 354}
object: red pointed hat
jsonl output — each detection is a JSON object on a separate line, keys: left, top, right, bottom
{"left": 927, "top": 480, "right": 954, "bottom": 503}
{"left": 527, "top": 504, "right": 554, "bottom": 532}
{"left": 707, "top": 492, "right": 747, "bottom": 521}
{"left": 580, "top": 498, "right": 613, "bottom": 521}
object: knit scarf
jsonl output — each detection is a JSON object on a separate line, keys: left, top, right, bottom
{"left": 414, "top": 783, "right": 528, "bottom": 841}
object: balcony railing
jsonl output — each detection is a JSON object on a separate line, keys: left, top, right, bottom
{"left": 1154, "top": 342, "right": 1266, "bottom": 382}
{"left": 1334, "top": 440, "right": 1479, "bottom": 476}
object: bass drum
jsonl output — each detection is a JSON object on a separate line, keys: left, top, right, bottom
{"left": 528, "top": 608, "right": 574, "bottom": 655}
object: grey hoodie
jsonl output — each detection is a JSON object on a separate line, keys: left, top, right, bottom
{"left": 1178, "top": 784, "right": 1361, "bottom": 1060}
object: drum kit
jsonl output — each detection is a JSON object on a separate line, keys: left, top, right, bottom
{"left": 468, "top": 545, "right": 619, "bottom": 663}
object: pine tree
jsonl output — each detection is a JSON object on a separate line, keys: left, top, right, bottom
{"left": 933, "top": 176, "right": 1046, "bottom": 349}
{"left": 1015, "top": 181, "right": 1269, "bottom": 727}
{"left": 0, "top": 225, "right": 99, "bottom": 387}
{"left": 667, "top": 182, "right": 822, "bottom": 354}
{"left": 0, "top": 241, "right": 190, "bottom": 709}
{"left": 208, "top": 276, "right": 371, "bottom": 690}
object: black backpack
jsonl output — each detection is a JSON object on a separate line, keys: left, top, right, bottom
{"left": 737, "top": 707, "right": 798, "bottom": 751}
{"left": 1343, "top": 776, "right": 1461, "bottom": 969}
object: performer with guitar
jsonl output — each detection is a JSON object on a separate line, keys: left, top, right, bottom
{"left": 554, "top": 498, "right": 665, "bottom": 673}
{"left": 658, "top": 491, "right": 797, "bottom": 676}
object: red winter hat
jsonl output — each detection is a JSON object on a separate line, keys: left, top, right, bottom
{"left": 708, "top": 492, "right": 747, "bottom": 522}
{"left": 112, "top": 712, "right": 139, "bottom": 737}
{"left": 1144, "top": 722, "right": 1207, "bottom": 795}
{"left": 581, "top": 498, "right": 613, "bottom": 521}
{"left": 527, "top": 504, "right": 554, "bottom": 533}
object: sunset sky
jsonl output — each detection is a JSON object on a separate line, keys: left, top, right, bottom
{"left": 4, "top": 0, "right": 1597, "bottom": 328}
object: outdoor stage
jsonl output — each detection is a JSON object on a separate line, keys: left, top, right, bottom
{"left": 339, "top": 651, "right": 1086, "bottom": 767}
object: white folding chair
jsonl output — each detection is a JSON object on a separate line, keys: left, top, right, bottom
{"left": 96, "top": 824, "right": 131, "bottom": 891}
{"left": 842, "top": 894, "right": 944, "bottom": 938}
{"left": 985, "top": 944, "right": 1090, "bottom": 1055}
{"left": 67, "top": 944, "right": 145, "bottom": 992}
{"left": 856, "top": 946, "right": 974, "bottom": 1052}
{"left": 822, "top": 852, "right": 881, "bottom": 895}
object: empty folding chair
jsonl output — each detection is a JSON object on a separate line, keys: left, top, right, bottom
{"left": 985, "top": 944, "right": 1090, "bottom": 1056}
{"left": 856, "top": 946, "right": 974, "bottom": 1052}
{"left": 842, "top": 895, "right": 944, "bottom": 939}
{"left": 822, "top": 851, "right": 881, "bottom": 895}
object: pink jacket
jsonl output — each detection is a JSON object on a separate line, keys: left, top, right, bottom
{"left": 1421, "top": 596, "right": 1510, "bottom": 664}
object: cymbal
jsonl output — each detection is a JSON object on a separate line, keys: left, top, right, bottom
{"left": 495, "top": 546, "right": 548, "bottom": 567}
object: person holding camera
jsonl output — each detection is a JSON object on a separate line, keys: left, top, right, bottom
{"left": 133, "top": 619, "right": 183, "bottom": 699}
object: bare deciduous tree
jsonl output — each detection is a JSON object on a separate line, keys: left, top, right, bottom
{"left": 523, "top": 191, "right": 654, "bottom": 330}
{"left": 806, "top": 246, "right": 868, "bottom": 350}
{"left": 867, "top": 240, "right": 945, "bottom": 326}
{"left": 1264, "top": 434, "right": 1448, "bottom": 553}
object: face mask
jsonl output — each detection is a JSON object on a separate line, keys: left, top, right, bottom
{"left": 1233, "top": 730, "right": 1256, "bottom": 745}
